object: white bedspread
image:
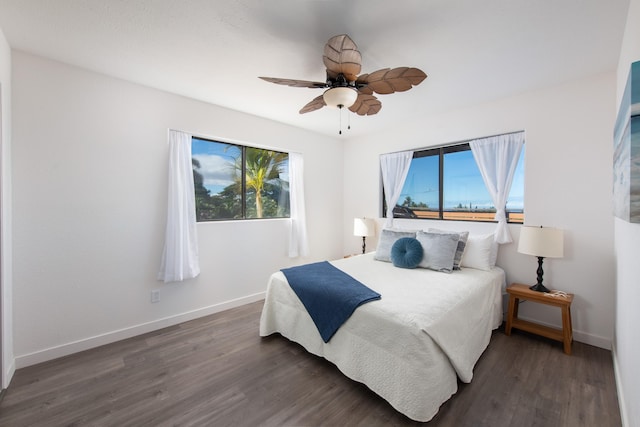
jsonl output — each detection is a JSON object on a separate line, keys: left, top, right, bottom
{"left": 259, "top": 253, "right": 505, "bottom": 422}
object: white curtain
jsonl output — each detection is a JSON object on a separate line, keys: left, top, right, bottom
{"left": 469, "top": 132, "right": 524, "bottom": 244}
{"left": 158, "top": 130, "right": 200, "bottom": 282}
{"left": 288, "top": 152, "right": 309, "bottom": 257}
{"left": 380, "top": 151, "right": 413, "bottom": 228}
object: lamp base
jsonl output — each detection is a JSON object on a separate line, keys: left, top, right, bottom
{"left": 529, "top": 256, "right": 550, "bottom": 292}
{"left": 529, "top": 283, "right": 550, "bottom": 293}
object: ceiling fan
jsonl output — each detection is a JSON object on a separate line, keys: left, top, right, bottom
{"left": 259, "top": 34, "right": 427, "bottom": 117}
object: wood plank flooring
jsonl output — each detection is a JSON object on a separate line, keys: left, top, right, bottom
{"left": 0, "top": 301, "right": 621, "bottom": 426}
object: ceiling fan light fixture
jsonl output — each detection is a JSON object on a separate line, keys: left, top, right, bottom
{"left": 323, "top": 87, "right": 358, "bottom": 109}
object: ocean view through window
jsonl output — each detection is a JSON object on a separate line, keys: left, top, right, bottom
{"left": 386, "top": 142, "right": 524, "bottom": 223}
{"left": 191, "top": 137, "right": 289, "bottom": 221}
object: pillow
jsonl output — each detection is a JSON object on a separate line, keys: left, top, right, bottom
{"left": 374, "top": 229, "right": 417, "bottom": 262}
{"left": 490, "top": 239, "right": 499, "bottom": 267}
{"left": 460, "top": 233, "right": 495, "bottom": 271}
{"left": 428, "top": 228, "right": 469, "bottom": 270}
{"left": 415, "top": 231, "right": 459, "bottom": 273}
{"left": 390, "top": 237, "right": 424, "bottom": 269}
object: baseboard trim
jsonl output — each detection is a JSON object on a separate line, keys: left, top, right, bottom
{"left": 572, "top": 329, "right": 611, "bottom": 350}
{"left": 3, "top": 358, "right": 14, "bottom": 389}
{"left": 611, "top": 343, "right": 628, "bottom": 427}
{"left": 15, "top": 292, "right": 266, "bottom": 369}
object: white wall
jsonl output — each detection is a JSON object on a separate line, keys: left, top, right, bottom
{"left": 615, "top": 1, "right": 640, "bottom": 426}
{"left": 343, "top": 71, "right": 616, "bottom": 349}
{"left": 0, "top": 25, "right": 14, "bottom": 388}
{"left": 11, "top": 51, "right": 344, "bottom": 367}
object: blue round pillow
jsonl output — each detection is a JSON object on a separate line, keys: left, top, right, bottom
{"left": 390, "top": 237, "right": 424, "bottom": 269}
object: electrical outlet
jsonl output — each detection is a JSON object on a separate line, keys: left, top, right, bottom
{"left": 151, "top": 289, "right": 160, "bottom": 303}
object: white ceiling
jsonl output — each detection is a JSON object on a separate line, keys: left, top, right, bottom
{"left": 0, "top": 0, "right": 630, "bottom": 138}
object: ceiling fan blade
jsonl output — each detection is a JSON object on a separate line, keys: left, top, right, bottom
{"left": 299, "top": 95, "right": 327, "bottom": 114}
{"left": 259, "top": 77, "right": 327, "bottom": 89}
{"left": 355, "top": 72, "right": 373, "bottom": 95}
{"left": 322, "top": 34, "right": 362, "bottom": 82}
{"left": 356, "top": 67, "right": 427, "bottom": 95}
{"left": 349, "top": 93, "right": 382, "bottom": 116}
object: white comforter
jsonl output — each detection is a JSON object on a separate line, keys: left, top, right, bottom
{"left": 259, "top": 253, "right": 505, "bottom": 422}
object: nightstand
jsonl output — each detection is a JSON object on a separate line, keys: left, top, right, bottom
{"left": 505, "top": 283, "right": 574, "bottom": 355}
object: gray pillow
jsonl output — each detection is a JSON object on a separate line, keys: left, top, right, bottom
{"left": 416, "top": 231, "right": 459, "bottom": 273}
{"left": 374, "top": 229, "right": 417, "bottom": 262}
{"left": 428, "top": 228, "right": 469, "bottom": 270}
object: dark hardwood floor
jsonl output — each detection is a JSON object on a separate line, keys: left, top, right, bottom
{"left": 0, "top": 301, "right": 621, "bottom": 426}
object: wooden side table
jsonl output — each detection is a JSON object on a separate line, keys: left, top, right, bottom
{"left": 505, "top": 283, "right": 574, "bottom": 355}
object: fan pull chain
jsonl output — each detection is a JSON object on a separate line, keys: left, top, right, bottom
{"left": 337, "top": 106, "right": 351, "bottom": 135}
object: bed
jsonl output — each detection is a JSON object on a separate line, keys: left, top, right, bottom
{"left": 259, "top": 239, "right": 505, "bottom": 422}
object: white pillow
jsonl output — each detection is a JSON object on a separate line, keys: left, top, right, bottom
{"left": 460, "top": 233, "right": 495, "bottom": 271}
{"left": 489, "top": 240, "right": 499, "bottom": 267}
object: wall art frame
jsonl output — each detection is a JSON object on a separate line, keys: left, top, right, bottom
{"left": 613, "top": 60, "right": 640, "bottom": 223}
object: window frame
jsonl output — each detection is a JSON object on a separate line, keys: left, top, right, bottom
{"left": 383, "top": 142, "right": 524, "bottom": 223}
{"left": 191, "top": 136, "right": 290, "bottom": 222}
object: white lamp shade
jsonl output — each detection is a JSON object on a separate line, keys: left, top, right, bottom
{"left": 353, "top": 218, "right": 376, "bottom": 237}
{"left": 323, "top": 87, "right": 358, "bottom": 108}
{"left": 517, "top": 226, "right": 564, "bottom": 258}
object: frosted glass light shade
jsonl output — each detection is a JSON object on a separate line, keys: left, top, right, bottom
{"left": 517, "top": 226, "right": 564, "bottom": 258}
{"left": 323, "top": 87, "right": 358, "bottom": 108}
{"left": 353, "top": 218, "right": 376, "bottom": 237}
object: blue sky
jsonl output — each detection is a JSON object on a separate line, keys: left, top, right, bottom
{"left": 192, "top": 138, "right": 241, "bottom": 194}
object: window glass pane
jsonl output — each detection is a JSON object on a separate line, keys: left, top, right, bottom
{"left": 244, "top": 147, "right": 290, "bottom": 219}
{"left": 443, "top": 149, "right": 495, "bottom": 221}
{"left": 192, "top": 138, "right": 242, "bottom": 221}
{"left": 395, "top": 154, "right": 439, "bottom": 219}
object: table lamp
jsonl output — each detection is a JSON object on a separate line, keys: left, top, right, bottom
{"left": 354, "top": 218, "right": 376, "bottom": 254}
{"left": 517, "top": 225, "right": 564, "bottom": 292}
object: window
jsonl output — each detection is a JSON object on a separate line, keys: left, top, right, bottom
{"left": 191, "top": 137, "right": 289, "bottom": 221}
{"left": 387, "top": 143, "right": 524, "bottom": 223}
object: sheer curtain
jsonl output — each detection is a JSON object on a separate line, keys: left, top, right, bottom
{"left": 158, "top": 130, "right": 200, "bottom": 282}
{"left": 380, "top": 151, "right": 413, "bottom": 228}
{"left": 288, "top": 152, "right": 309, "bottom": 257}
{"left": 469, "top": 132, "right": 524, "bottom": 244}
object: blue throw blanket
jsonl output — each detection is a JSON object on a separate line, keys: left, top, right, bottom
{"left": 281, "top": 261, "right": 381, "bottom": 342}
